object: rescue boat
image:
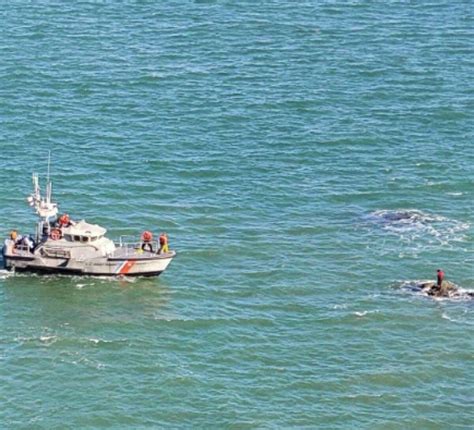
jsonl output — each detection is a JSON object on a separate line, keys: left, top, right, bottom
{"left": 2, "top": 170, "right": 176, "bottom": 277}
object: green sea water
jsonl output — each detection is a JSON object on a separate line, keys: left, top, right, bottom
{"left": 1, "top": 1, "right": 473, "bottom": 428}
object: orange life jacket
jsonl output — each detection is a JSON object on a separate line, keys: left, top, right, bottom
{"left": 59, "top": 214, "right": 70, "bottom": 226}
{"left": 142, "top": 231, "right": 153, "bottom": 242}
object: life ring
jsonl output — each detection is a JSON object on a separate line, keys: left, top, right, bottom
{"left": 141, "top": 231, "right": 153, "bottom": 242}
{"left": 51, "top": 229, "right": 62, "bottom": 240}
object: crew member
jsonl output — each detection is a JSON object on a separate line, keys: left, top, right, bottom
{"left": 141, "top": 231, "right": 153, "bottom": 252}
{"left": 58, "top": 213, "right": 71, "bottom": 228}
{"left": 22, "top": 235, "right": 35, "bottom": 253}
{"left": 3, "top": 230, "right": 20, "bottom": 255}
{"left": 158, "top": 232, "right": 169, "bottom": 254}
{"left": 3, "top": 231, "right": 17, "bottom": 255}
{"left": 437, "top": 269, "right": 445, "bottom": 288}
{"left": 13, "top": 230, "right": 24, "bottom": 251}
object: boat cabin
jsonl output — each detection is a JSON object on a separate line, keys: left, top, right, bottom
{"left": 61, "top": 220, "right": 106, "bottom": 244}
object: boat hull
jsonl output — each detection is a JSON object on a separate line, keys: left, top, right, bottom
{"left": 12, "top": 266, "right": 164, "bottom": 277}
{"left": 2, "top": 249, "right": 176, "bottom": 277}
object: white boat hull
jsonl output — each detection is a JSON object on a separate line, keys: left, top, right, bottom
{"left": 3, "top": 248, "right": 176, "bottom": 277}
{"left": 4, "top": 166, "right": 177, "bottom": 278}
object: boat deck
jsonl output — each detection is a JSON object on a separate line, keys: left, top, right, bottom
{"left": 110, "top": 245, "right": 174, "bottom": 260}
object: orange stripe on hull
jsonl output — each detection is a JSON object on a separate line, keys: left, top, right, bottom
{"left": 120, "top": 260, "right": 136, "bottom": 275}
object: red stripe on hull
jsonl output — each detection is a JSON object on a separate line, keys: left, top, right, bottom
{"left": 119, "top": 260, "right": 136, "bottom": 275}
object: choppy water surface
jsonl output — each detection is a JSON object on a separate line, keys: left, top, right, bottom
{"left": 1, "top": 2, "right": 473, "bottom": 428}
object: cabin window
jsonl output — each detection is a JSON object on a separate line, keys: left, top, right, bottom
{"left": 81, "top": 236, "right": 89, "bottom": 243}
{"left": 91, "top": 237, "right": 97, "bottom": 242}
{"left": 64, "top": 234, "right": 72, "bottom": 241}
{"left": 74, "top": 235, "right": 81, "bottom": 242}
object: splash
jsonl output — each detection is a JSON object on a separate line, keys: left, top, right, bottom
{"left": 353, "top": 310, "right": 380, "bottom": 317}
{"left": 367, "top": 209, "right": 470, "bottom": 245}
{"left": 39, "top": 335, "right": 58, "bottom": 345}
{"left": 0, "top": 269, "right": 13, "bottom": 280}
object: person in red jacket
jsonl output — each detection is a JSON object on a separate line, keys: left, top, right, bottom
{"left": 141, "top": 231, "right": 153, "bottom": 252}
{"left": 58, "top": 213, "right": 71, "bottom": 228}
{"left": 437, "top": 269, "right": 445, "bottom": 288}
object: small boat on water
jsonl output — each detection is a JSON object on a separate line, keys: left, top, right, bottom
{"left": 2, "top": 168, "right": 176, "bottom": 277}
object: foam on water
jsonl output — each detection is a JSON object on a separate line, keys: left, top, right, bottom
{"left": 0, "top": 269, "right": 12, "bottom": 280}
{"left": 353, "top": 310, "right": 380, "bottom": 317}
{"left": 367, "top": 209, "right": 470, "bottom": 247}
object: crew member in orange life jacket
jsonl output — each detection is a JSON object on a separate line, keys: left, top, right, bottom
{"left": 141, "top": 231, "right": 153, "bottom": 252}
{"left": 158, "top": 232, "right": 169, "bottom": 254}
{"left": 58, "top": 213, "right": 71, "bottom": 228}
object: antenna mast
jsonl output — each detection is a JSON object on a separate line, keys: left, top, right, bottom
{"left": 27, "top": 152, "right": 58, "bottom": 220}
{"left": 46, "top": 150, "right": 52, "bottom": 204}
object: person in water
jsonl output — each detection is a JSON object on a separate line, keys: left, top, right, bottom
{"left": 141, "top": 231, "right": 153, "bottom": 252}
{"left": 437, "top": 269, "right": 445, "bottom": 288}
{"left": 158, "top": 232, "right": 169, "bottom": 254}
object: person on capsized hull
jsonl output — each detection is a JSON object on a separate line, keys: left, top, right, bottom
{"left": 437, "top": 269, "right": 445, "bottom": 288}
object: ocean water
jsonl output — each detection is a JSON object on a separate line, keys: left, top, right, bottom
{"left": 1, "top": 1, "right": 473, "bottom": 428}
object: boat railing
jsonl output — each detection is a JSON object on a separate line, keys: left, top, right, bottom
{"left": 115, "top": 235, "right": 160, "bottom": 257}
{"left": 117, "top": 235, "right": 137, "bottom": 247}
{"left": 10, "top": 244, "right": 34, "bottom": 257}
{"left": 41, "top": 247, "right": 72, "bottom": 259}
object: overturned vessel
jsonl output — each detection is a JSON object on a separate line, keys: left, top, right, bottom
{"left": 416, "top": 280, "right": 473, "bottom": 299}
{"left": 2, "top": 171, "right": 176, "bottom": 277}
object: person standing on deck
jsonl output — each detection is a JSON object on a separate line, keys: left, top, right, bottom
{"left": 3, "top": 231, "right": 17, "bottom": 256}
{"left": 158, "top": 232, "right": 169, "bottom": 254}
{"left": 58, "top": 213, "right": 72, "bottom": 228}
{"left": 141, "top": 231, "right": 154, "bottom": 252}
